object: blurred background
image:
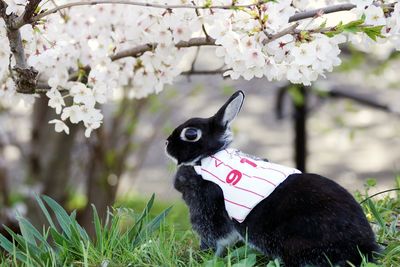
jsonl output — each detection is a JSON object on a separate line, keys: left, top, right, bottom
{"left": 1, "top": 44, "right": 400, "bottom": 235}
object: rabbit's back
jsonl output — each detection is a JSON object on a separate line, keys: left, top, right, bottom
{"left": 237, "top": 173, "right": 378, "bottom": 266}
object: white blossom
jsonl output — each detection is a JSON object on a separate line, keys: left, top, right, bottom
{"left": 46, "top": 88, "right": 65, "bottom": 114}
{"left": 49, "top": 119, "right": 70, "bottom": 134}
{"left": 291, "top": 43, "right": 318, "bottom": 66}
{"left": 93, "top": 85, "right": 108, "bottom": 104}
{"left": 84, "top": 121, "right": 101, "bottom": 138}
{"left": 5, "top": 0, "right": 25, "bottom": 15}
{"left": 364, "top": 5, "right": 386, "bottom": 26}
{"left": 70, "top": 83, "right": 95, "bottom": 106}
{"left": 61, "top": 105, "right": 83, "bottom": 124}
{"left": 80, "top": 105, "right": 103, "bottom": 124}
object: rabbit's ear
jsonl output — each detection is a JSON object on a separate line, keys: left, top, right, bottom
{"left": 214, "top": 90, "right": 245, "bottom": 127}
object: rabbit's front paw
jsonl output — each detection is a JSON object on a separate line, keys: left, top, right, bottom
{"left": 215, "top": 231, "right": 241, "bottom": 257}
{"left": 200, "top": 239, "right": 212, "bottom": 251}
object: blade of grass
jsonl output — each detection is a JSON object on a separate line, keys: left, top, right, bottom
{"left": 18, "top": 216, "right": 52, "bottom": 248}
{"left": 92, "top": 204, "right": 104, "bottom": 253}
{"left": 17, "top": 216, "right": 37, "bottom": 247}
{"left": 127, "top": 194, "right": 156, "bottom": 240}
{"left": 0, "top": 234, "right": 18, "bottom": 258}
{"left": 132, "top": 206, "right": 172, "bottom": 247}
{"left": 34, "top": 194, "right": 56, "bottom": 229}
{"left": 366, "top": 199, "right": 386, "bottom": 230}
{"left": 42, "top": 196, "right": 73, "bottom": 238}
{"left": 3, "top": 226, "right": 43, "bottom": 264}
{"left": 50, "top": 227, "right": 68, "bottom": 248}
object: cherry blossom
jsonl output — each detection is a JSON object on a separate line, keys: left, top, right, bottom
{"left": 291, "top": 43, "right": 318, "bottom": 66}
{"left": 61, "top": 106, "right": 83, "bottom": 124}
{"left": 84, "top": 121, "right": 101, "bottom": 138}
{"left": 49, "top": 119, "right": 70, "bottom": 134}
{"left": 46, "top": 89, "right": 65, "bottom": 114}
{"left": 364, "top": 5, "right": 386, "bottom": 26}
{"left": 70, "top": 83, "right": 95, "bottom": 106}
{"left": 4, "top": 0, "right": 24, "bottom": 15}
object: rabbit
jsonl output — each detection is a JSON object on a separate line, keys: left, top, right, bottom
{"left": 165, "top": 90, "right": 379, "bottom": 267}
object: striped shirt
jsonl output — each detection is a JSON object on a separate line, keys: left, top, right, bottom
{"left": 194, "top": 148, "right": 301, "bottom": 223}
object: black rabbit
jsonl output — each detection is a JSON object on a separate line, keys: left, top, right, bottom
{"left": 165, "top": 91, "right": 379, "bottom": 266}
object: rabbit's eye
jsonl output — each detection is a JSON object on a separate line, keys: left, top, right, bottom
{"left": 180, "top": 127, "right": 202, "bottom": 142}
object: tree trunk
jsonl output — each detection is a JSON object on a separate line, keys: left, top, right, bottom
{"left": 0, "top": 150, "right": 20, "bottom": 240}
{"left": 26, "top": 97, "right": 78, "bottom": 227}
{"left": 78, "top": 98, "right": 148, "bottom": 233}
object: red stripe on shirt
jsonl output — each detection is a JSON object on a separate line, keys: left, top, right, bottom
{"left": 234, "top": 186, "right": 265, "bottom": 198}
{"left": 259, "top": 166, "right": 286, "bottom": 177}
{"left": 211, "top": 155, "right": 256, "bottom": 179}
{"left": 252, "top": 176, "right": 276, "bottom": 187}
{"left": 224, "top": 149, "right": 288, "bottom": 177}
{"left": 202, "top": 168, "right": 265, "bottom": 198}
{"left": 201, "top": 168, "right": 226, "bottom": 183}
{"left": 224, "top": 198, "right": 251, "bottom": 209}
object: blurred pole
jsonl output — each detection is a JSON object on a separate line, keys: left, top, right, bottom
{"left": 292, "top": 86, "right": 307, "bottom": 172}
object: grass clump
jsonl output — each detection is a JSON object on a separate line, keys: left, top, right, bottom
{"left": 0, "top": 194, "right": 171, "bottom": 266}
{"left": 0, "top": 177, "right": 399, "bottom": 266}
{"left": 356, "top": 177, "right": 400, "bottom": 266}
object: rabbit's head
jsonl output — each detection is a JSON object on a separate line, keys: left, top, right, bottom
{"left": 166, "top": 91, "right": 245, "bottom": 165}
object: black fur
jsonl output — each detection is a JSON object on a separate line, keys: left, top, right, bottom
{"left": 166, "top": 91, "right": 243, "bottom": 165}
{"left": 166, "top": 91, "right": 379, "bottom": 266}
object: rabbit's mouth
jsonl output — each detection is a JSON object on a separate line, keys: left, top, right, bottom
{"left": 179, "top": 155, "right": 203, "bottom": 166}
{"left": 165, "top": 143, "right": 205, "bottom": 166}
{"left": 164, "top": 145, "right": 178, "bottom": 165}
{"left": 165, "top": 148, "right": 202, "bottom": 166}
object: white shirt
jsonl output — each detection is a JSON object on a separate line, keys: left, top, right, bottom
{"left": 194, "top": 148, "right": 301, "bottom": 223}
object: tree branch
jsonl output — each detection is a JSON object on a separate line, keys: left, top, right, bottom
{"left": 29, "top": 1, "right": 396, "bottom": 29}
{"left": 0, "top": 0, "right": 38, "bottom": 94}
{"left": 30, "top": 0, "right": 263, "bottom": 25}
{"left": 264, "top": 22, "right": 300, "bottom": 43}
{"left": 110, "top": 37, "right": 216, "bottom": 61}
{"left": 289, "top": 3, "right": 356, "bottom": 22}
{"left": 181, "top": 68, "right": 230, "bottom": 76}
{"left": 15, "top": 0, "right": 42, "bottom": 28}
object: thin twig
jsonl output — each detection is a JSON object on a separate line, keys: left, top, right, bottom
{"left": 181, "top": 68, "right": 230, "bottom": 76}
{"left": 30, "top": 0, "right": 262, "bottom": 24}
{"left": 190, "top": 47, "right": 201, "bottom": 71}
{"left": 289, "top": 3, "right": 356, "bottom": 22}
{"left": 186, "top": 46, "right": 200, "bottom": 82}
{"left": 263, "top": 22, "right": 300, "bottom": 43}
{"left": 29, "top": 1, "right": 395, "bottom": 28}
{"left": 112, "top": 23, "right": 305, "bottom": 60}
{"left": 14, "top": 0, "right": 42, "bottom": 28}
{"left": 50, "top": 0, "right": 68, "bottom": 22}
{"left": 110, "top": 37, "right": 216, "bottom": 61}
{"left": 192, "top": 0, "right": 211, "bottom": 41}
{"left": 359, "top": 188, "right": 400, "bottom": 204}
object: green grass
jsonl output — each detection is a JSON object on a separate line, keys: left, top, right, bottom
{"left": 1, "top": 178, "right": 399, "bottom": 267}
